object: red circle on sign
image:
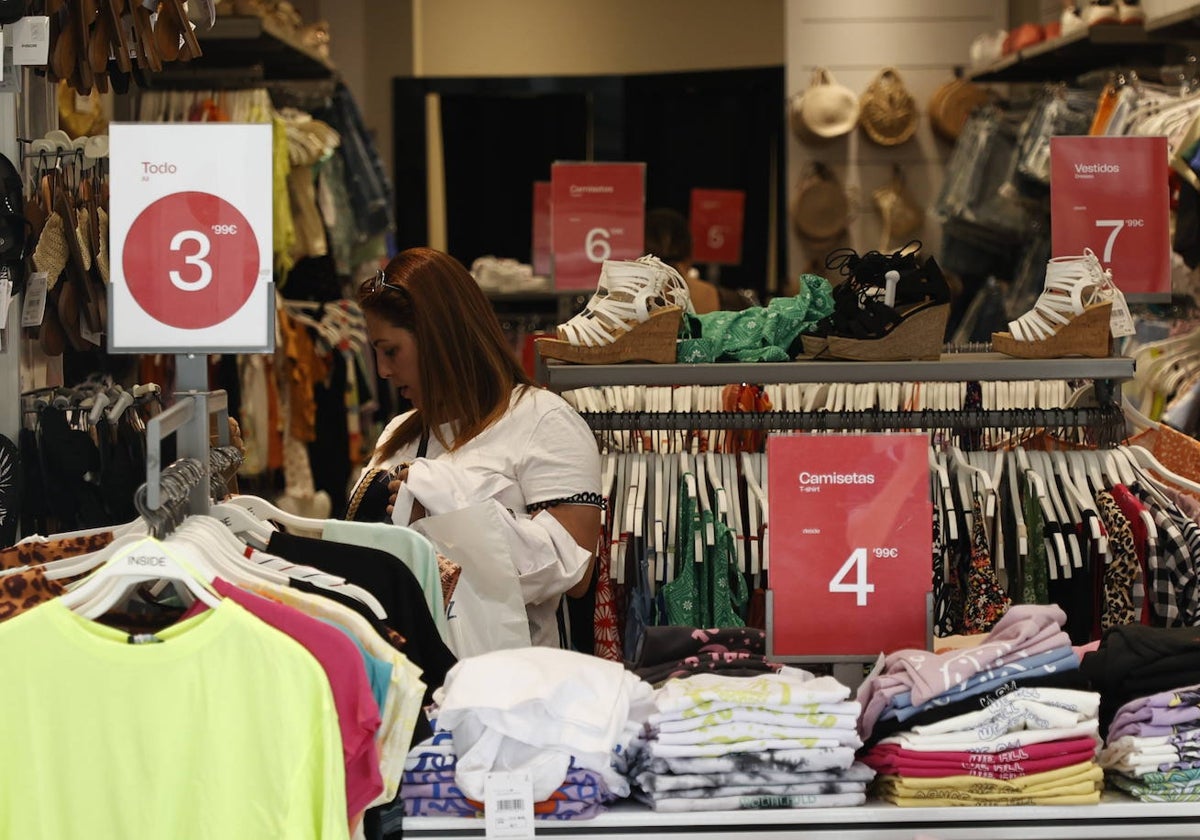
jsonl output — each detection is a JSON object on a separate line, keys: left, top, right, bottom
{"left": 122, "top": 191, "right": 259, "bottom": 330}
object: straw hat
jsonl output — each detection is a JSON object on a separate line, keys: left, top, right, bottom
{"left": 873, "top": 164, "right": 924, "bottom": 251}
{"left": 798, "top": 68, "right": 860, "bottom": 140}
{"left": 928, "top": 77, "right": 991, "bottom": 142}
{"left": 859, "top": 68, "right": 918, "bottom": 147}
{"left": 790, "top": 163, "right": 850, "bottom": 248}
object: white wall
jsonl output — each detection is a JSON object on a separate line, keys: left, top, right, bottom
{"left": 785, "top": 0, "right": 1007, "bottom": 280}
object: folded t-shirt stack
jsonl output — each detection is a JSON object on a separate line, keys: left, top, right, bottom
{"left": 400, "top": 731, "right": 618, "bottom": 819}
{"left": 428, "top": 647, "right": 653, "bottom": 816}
{"left": 630, "top": 668, "right": 872, "bottom": 812}
{"left": 1100, "top": 682, "right": 1200, "bottom": 801}
{"left": 629, "top": 625, "right": 782, "bottom": 686}
{"left": 863, "top": 687, "right": 1104, "bottom": 806}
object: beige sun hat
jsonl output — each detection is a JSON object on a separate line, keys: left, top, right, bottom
{"left": 790, "top": 162, "right": 850, "bottom": 251}
{"left": 928, "top": 77, "right": 991, "bottom": 142}
{"left": 798, "top": 68, "right": 860, "bottom": 140}
{"left": 860, "top": 67, "right": 919, "bottom": 146}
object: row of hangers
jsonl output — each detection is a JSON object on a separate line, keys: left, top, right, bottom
{"left": 1129, "top": 327, "right": 1200, "bottom": 419}
{"left": 22, "top": 380, "right": 163, "bottom": 427}
{"left": 280, "top": 298, "right": 368, "bottom": 353}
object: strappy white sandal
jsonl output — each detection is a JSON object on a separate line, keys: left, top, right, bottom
{"left": 537, "top": 255, "right": 692, "bottom": 364}
{"left": 992, "top": 248, "right": 1113, "bottom": 359}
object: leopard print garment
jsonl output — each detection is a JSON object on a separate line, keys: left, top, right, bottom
{"left": 0, "top": 568, "right": 65, "bottom": 622}
{"left": 1096, "top": 490, "right": 1138, "bottom": 630}
{"left": 0, "top": 532, "right": 116, "bottom": 571}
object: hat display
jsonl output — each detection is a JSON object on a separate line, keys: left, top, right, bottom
{"left": 859, "top": 68, "right": 919, "bottom": 147}
{"left": 790, "top": 162, "right": 850, "bottom": 248}
{"left": 928, "top": 77, "right": 991, "bottom": 142}
{"left": 873, "top": 164, "right": 924, "bottom": 251}
{"left": 797, "top": 68, "right": 860, "bottom": 140}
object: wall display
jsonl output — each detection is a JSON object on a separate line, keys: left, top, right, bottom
{"left": 767, "top": 433, "right": 932, "bottom": 657}
{"left": 1050, "top": 136, "right": 1170, "bottom": 300}
{"left": 689, "top": 188, "right": 745, "bottom": 265}
{"left": 109, "top": 123, "right": 274, "bottom": 353}
{"left": 550, "top": 162, "right": 645, "bottom": 291}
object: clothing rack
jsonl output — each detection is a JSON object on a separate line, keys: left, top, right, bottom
{"left": 133, "top": 457, "right": 206, "bottom": 539}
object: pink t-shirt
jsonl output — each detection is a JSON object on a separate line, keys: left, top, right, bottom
{"left": 863, "top": 736, "right": 1097, "bottom": 779}
{"left": 208, "top": 578, "right": 384, "bottom": 819}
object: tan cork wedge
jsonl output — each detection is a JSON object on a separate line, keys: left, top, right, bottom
{"left": 537, "top": 305, "right": 683, "bottom": 365}
{"left": 992, "top": 301, "right": 1112, "bottom": 359}
{"left": 824, "top": 302, "right": 949, "bottom": 361}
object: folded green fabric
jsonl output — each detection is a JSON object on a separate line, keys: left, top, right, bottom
{"left": 677, "top": 274, "right": 833, "bottom": 363}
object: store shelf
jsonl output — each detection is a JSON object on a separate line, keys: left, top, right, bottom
{"left": 192, "top": 15, "right": 335, "bottom": 80}
{"left": 538, "top": 353, "right": 1135, "bottom": 391}
{"left": 1146, "top": 2, "right": 1200, "bottom": 38}
{"left": 406, "top": 794, "right": 1200, "bottom": 839}
{"left": 967, "top": 24, "right": 1187, "bottom": 83}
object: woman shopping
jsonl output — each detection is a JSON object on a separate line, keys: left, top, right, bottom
{"left": 353, "top": 247, "right": 601, "bottom": 648}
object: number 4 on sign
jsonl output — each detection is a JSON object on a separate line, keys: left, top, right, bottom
{"left": 829, "top": 547, "right": 874, "bottom": 606}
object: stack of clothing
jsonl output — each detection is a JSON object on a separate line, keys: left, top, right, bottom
{"left": 629, "top": 626, "right": 782, "bottom": 686}
{"left": 630, "top": 668, "right": 872, "bottom": 812}
{"left": 857, "top": 604, "right": 1103, "bottom": 806}
{"left": 400, "top": 731, "right": 618, "bottom": 818}
{"left": 415, "top": 648, "right": 652, "bottom": 819}
{"left": 1099, "top": 682, "right": 1200, "bottom": 801}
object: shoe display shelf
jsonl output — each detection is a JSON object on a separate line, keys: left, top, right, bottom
{"left": 191, "top": 15, "right": 335, "bottom": 80}
{"left": 966, "top": 24, "right": 1187, "bottom": 83}
{"left": 1145, "top": 2, "right": 1200, "bottom": 39}
{"left": 406, "top": 793, "right": 1200, "bottom": 839}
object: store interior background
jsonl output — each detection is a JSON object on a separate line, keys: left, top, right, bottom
{"left": 3, "top": 0, "right": 1197, "bottom": 444}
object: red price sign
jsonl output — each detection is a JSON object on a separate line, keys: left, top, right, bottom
{"left": 550, "top": 162, "right": 645, "bottom": 290}
{"left": 767, "top": 434, "right": 932, "bottom": 657}
{"left": 532, "top": 181, "right": 552, "bottom": 278}
{"left": 123, "top": 192, "right": 259, "bottom": 330}
{"left": 1051, "top": 136, "right": 1170, "bottom": 299}
{"left": 690, "top": 188, "right": 745, "bottom": 265}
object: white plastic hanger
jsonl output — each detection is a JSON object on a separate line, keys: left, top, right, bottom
{"left": 226, "top": 495, "right": 326, "bottom": 537}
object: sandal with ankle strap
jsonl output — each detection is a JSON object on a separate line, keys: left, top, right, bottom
{"left": 537, "top": 255, "right": 692, "bottom": 365}
{"left": 992, "top": 248, "right": 1113, "bottom": 359}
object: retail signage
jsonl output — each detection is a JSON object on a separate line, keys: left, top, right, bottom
{"left": 532, "top": 181, "right": 551, "bottom": 278}
{"left": 767, "top": 433, "right": 932, "bottom": 657}
{"left": 550, "top": 161, "right": 645, "bottom": 290}
{"left": 690, "top": 188, "right": 745, "bottom": 265}
{"left": 1050, "top": 136, "right": 1170, "bottom": 299}
{"left": 108, "top": 123, "right": 274, "bottom": 353}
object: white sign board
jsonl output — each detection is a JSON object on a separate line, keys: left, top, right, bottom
{"left": 109, "top": 123, "right": 274, "bottom": 353}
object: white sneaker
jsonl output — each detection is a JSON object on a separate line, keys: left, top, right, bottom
{"left": 1085, "top": 0, "right": 1120, "bottom": 26}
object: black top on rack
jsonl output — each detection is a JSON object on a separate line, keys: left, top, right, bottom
{"left": 192, "top": 15, "right": 335, "bottom": 81}
{"left": 967, "top": 24, "right": 1188, "bottom": 83}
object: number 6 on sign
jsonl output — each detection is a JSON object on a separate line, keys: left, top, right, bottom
{"left": 829, "top": 547, "right": 874, "bottom": 606}
{"left": 169, "top": 230, "right": 213, "bottom": 291}
{"left": 585, "top": 227, "right": 612, "bottom": 263}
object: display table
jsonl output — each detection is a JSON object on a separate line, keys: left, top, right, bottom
{"left": 406, "top": 793, "right": 1200, "bottom": 839}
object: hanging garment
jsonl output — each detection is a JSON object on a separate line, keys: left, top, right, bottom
{"left": 961, "top": 496, "right": 1010, "bottom": 634}
{"left": 593, "top": 526, "right": 622, "bottom": 662}
{"left": 1021, "top": 482, "right": 1050, "bottom": 606}
{"left": 1097, "top": 490, "right": 1139, "bottom": 630}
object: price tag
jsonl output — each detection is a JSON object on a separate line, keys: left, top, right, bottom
{"left": 767, "top": 434, "right": 932, "bottom": 656}
{"left": 21, "top": 272, "right": 48, "bottom": 327}
{"left": 531, "top": 181, "right": 551, "bottom": 278}
{"left": 10, "top": 16, "right": 51, "bottom": 66}
{"left": 484, "top": 771, "right": 534, "bottom": 839}
{"left": 109, "top": 123, "right": 274, "bottom": 353}
{"left": 550, "top": 162, "right": 645, "bottom": 290}
{"left": 690, "top": 188, "right": 746, "bottom": 265}
{"left": 1051, "top": 136, "right": 1171, "bottom": 300}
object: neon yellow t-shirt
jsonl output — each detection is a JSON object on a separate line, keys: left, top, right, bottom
{"left": 0, "top": 598, "right": 348, "bottom": 839}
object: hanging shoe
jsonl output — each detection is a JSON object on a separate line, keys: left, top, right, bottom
{"left": 821, "top": 255, "right": 951, "bottom": 361}
{"left": 1084, "top": 0, "right": 1120, "bottom": 25}
{"left": 799, "top": 242, "right": 922, "bottom": 356}
{"left": 991, "top": 249, "right": 1113, "bottom": 359}
{"left": 1117, "top": 0, "right": 1144, "bottom": 24}
{"left": 536, "top": 255, "right": 691, "bottom": 365}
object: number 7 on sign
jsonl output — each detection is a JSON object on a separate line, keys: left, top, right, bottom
{"left": 1095, "top": 219, "right": 1124, "bottom": 263}
{"left": 829, "top": 547, "right": 874, "bottom": 606}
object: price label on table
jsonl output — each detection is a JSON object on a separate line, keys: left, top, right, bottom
{"left": 531, "top": 180, "right": 552, "bottom": 278}
{"left": 550, "top": 162, "right": 645, "bottom": 290}
{"left": 767, "top": 434, "right": 932, "bottom": 657}
{"left": 109, "top": 123, "right": 274, "bottom": 352}
{"left": 1051, "top": 136, "right": 1170, "bottom": 300}
{"left": 690, "top": 188, "right": 745, "bottom": 265}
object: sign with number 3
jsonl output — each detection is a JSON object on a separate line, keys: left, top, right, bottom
{"left": 109, "top": 123, "right": 274, "bottom": 352}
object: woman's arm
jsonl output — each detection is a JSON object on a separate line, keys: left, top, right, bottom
{"left": 541, "top": 503, "right": 601, "bottom": 598}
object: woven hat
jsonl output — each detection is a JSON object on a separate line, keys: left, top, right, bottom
{"left": 859, "top": 68, "right": 918, "bottom": 147}
{"left": 798, "top": 68, "right": 859, "bottom": 140}
{"left": 873, "top": 164, "right": 924, "bottom": 250}
{"left": 928, "top": 77, "right": 991, "bottom": 142}
{"left": 790, "top": 163, "right": 850, "bottom": 248}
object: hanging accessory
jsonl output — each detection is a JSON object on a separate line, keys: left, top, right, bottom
{"left": 536, "top": 255, "right": 691, "bottom": 365}
{"left": 859, "top": 68, "right": 919, "bottom": 147}
{"left": 991, "top": 248, "right": 1116, "bottom": 359}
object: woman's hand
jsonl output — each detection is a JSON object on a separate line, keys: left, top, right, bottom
{"left": 385, "top": 467, "right": 427, "bottom": 523}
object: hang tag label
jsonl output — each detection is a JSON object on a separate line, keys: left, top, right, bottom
{"left": 21, "top": 272, "right": 48, "bottom": 327}
{"left": 484, "top": 772, "right": 534, "bottom": 839}
{"left": 1103, "top": 284, "right": 1136, "bottom": 338}
{"left": 11, "top": 17, "right": 51, "bottom": 66}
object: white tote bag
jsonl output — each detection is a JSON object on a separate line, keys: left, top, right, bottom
{"left": 414, "top": 503, "right": 532, "bottom": 658}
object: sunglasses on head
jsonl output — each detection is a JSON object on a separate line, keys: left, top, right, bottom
{"left": 365, "top": 269, "right": 407, "bottom": 295}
